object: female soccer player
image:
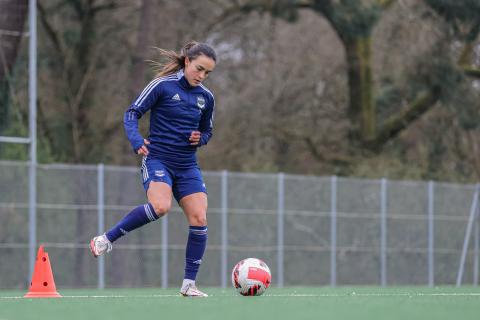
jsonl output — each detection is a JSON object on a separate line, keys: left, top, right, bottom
{"left": 90, "top": 41, "right": 216, "bottom": 297}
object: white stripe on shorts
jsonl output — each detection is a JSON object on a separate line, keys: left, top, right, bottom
{"left": 142, "top": 156, "right": 149, "bottom": 182}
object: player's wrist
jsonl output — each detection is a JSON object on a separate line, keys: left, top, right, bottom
{"left": 132, "top": 140, "right": 145, "bottom": 154}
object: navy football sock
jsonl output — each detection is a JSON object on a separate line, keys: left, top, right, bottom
{"left": 184, "top": 226, "right": 208, "bottom": 281}
{"left": 105, "top": 203, "right": 158, "bottom": 242}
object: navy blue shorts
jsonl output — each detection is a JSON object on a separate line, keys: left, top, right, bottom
{"left": 140, "top": 156, "right": 207, "bottom": 202}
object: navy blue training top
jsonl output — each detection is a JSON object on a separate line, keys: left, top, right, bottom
{"left": 123, "top": 69, "right": 215, "bottom": 168}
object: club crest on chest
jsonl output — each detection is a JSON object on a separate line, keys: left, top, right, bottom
{"left": 197, "top": 96, "right": 206, "bottom": 111}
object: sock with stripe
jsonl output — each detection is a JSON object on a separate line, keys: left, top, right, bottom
{"left": 105, "top": 203, "right": 158, "bottom": 243}
{"left": 184, "top": 226, "right": 208, "bottom": 281}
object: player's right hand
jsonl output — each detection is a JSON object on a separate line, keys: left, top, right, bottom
{"left": 137, "top": 139, "right": 150, "bottom": 156}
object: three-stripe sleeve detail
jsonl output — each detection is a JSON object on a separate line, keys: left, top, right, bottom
{"left": 134, "top": 75, "right": 177, "bottom": 108}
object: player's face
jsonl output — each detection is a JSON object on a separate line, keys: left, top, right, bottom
{"left": 184, "top": 55, "right": 215, "bottom": 87}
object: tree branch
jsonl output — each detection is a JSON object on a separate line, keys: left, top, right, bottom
{"left": 66, "top": 0, "right": 84, "bottom": 20}
{"left": 463, "top": 66, "right": 480, "bottom": 79}
{"left": 377, "top": 0, "right": 396, "bottom": 9}
{"left": 458, "top": 42, "right": 474, "bottom": 66}
{"left": 296, "top": 0, "right": 315, "bottom": 9}
{"left": 372, "top": 89, "right": 441, "bottom": 148}
{"left": 37, "top": 2, "right": 65, "bottom": 57}
{"left": 92, "top": 1, "right": 119, "bottom": 14}
{"left": 37, "top": 99, "right": 55, "bottom": 153}
{"left": 304, "top": 137, "right": 352, "bottom": 165}
{"left": 466, "top": 130, "right": 480, "bottom": 180}
{"left": 64, "top": 47, "right": 99, "bottom": 162}
{"left": 203, "top": 1, "right": 265, "bottom": 33}
{"left": 204, "top": 0, "right": 317, "bottom": 33}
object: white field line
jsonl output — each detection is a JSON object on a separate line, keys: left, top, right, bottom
{"left": 0, "top": 294, "right": 182, "bottom": 299}
{"left": 2, "top": 292, "right": 480, "bottom": 300}
{"left": 266, "top": 292, "right": 480, "bottom": 297}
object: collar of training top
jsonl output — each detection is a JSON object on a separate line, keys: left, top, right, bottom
{"left": 177, "top": 69, "right": 194, "bottom": 90}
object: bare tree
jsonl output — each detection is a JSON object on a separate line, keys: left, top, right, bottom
{"left": 37, "top": 0, "right": 125, "bottom": 163}
{"left": 203, "top": 0, "right": 480, "bottom": 151}
{"left": 0, "top": 0, "right": 28, "bottom": 132}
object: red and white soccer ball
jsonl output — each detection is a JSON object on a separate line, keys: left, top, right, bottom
{"left": 231, "top": 258, "right": 271, "bottom": 296}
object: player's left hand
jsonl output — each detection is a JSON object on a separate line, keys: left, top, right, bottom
{"left": 189, "top": 131, "right": 201, "bottom": 145}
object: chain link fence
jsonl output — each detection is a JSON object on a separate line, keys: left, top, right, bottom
{"left": 0, "top": 161, "right": 478, "bottom": 289}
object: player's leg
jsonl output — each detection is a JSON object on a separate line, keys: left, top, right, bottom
{"left": 179, "top": 192, "right": 208, "bottom": 297}
{"left": 174, "top": 168, "right": 209, "bottom": 297}
{"left": 90, "top": 158, "right": 173, "bottom": 257}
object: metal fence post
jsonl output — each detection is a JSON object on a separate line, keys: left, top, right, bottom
{"left": 97, "top": 163, "right": 105, "bottom": 289}
{"left": 221, "top": 170, "right": 228, "bottom": 288}
{"left": 277, "top": 173, "right": 284, "bottom": 287}
{"left": 28, "top": 161, "right": 36, "bottom": 281}
{"left": 380, "top": 178, "right": 387, "bottom": 287}
{"left": 330, "top": 175, "right": 337, "bottom": 287}
{"left": 28, "top": 0, "right": 38, "bottom": 283}
{"left": 428, "top": 181, "right": 434, "bottom": 287}
{"left": 456, "top": 185, "right": 479, "bottom": 287}
{"left": 474, "top": 184, "right": 480, "bottom": 286}
{"left": 474, "top": 213, "right": 479, "bottom": 286}
{"left": 161, "top": 214, "right": 168, "bottom": 288}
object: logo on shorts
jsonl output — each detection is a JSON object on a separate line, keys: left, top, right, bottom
{"left": 155, "top": 170, "right": 165, "bottom": 177}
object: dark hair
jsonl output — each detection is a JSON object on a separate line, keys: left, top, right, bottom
{"left": 153, "top": 41, "right": 217, "bottom": 78}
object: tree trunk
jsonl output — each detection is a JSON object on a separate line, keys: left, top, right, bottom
{"left": 0, "top": 0, "right": 28, "bottom": 131}
{"left": 129, "top": 0, "right": 153, "bottom": 100}
{"left": 344, "top": 36, "right": 375, "bottom": 143}
{"left": 0, "top": 0, "right": 27, "bottom": 81}
{"left": 122, "top": 0, "right": 154, "bottom": 285}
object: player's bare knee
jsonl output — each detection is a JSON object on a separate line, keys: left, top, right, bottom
{"left": 151, "top": 202, "right": 170, "bottom": 217}
{"left": 190, "top": 214, "right": 207, "bottom": 226}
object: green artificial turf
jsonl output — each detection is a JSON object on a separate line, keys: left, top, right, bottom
{"left": 1, "top": 286, "right": 480, "bottom": 320}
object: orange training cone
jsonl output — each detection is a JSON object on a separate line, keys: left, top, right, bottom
{"left": 24, "top": 245, "right": 61, "bottom": 298}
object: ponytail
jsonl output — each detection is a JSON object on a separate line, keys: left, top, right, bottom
{"left": 151, "top": 41, "right": 216, "bottom": 78}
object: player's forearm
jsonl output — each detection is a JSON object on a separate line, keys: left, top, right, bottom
{"left": 198, "top": 130, "right": 212, "bottom": 147}
{"left": 123, "top": 110, "right": 145, "bottom": 153}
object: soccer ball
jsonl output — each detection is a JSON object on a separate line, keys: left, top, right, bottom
{"left": 231, "top": 258, "right": 271, "bottom": 296}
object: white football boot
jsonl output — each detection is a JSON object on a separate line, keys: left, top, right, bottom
{"left": 89, "top": 234, "right": 112, "bottom": 258}
{"left": 180, "top": 280, "right": 208, "bottom": 297}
